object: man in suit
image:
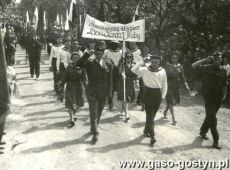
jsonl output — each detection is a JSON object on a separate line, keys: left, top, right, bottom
{"left": 76, "top": 47, "right": 113, "bottom": 144}
{"left": 26, "top": 26, "right": 42, "bottom": 80}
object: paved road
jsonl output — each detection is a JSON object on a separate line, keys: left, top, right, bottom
{"left": 0, "top": 46, "right": 230, "bottom": 170}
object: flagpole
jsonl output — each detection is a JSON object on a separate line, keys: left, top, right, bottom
{"left": 122, "top": 39, "right": 127, "bottom": 122}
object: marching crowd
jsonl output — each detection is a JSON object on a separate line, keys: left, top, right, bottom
{"left": 1, "top": 18, "right": 230, "bottom": 150}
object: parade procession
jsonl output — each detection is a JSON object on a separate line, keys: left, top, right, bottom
{"left": 0, "top": 0, "right": 230, "bottom": 170}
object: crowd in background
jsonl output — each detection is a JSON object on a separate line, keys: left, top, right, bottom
{"left": 1, "top": 14, "right": 230, "bottom": 148}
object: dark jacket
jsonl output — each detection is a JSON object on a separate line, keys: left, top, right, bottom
{"left": 26, "top": 33, "right": 42, "bottom": 57}
{"left": 76, "top": 52, "right": 113, "bottom": 97}
{"left": 197, "top": 64, "right": 227, "bottom": 95}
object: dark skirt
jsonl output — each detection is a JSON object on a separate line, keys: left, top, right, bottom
{"left": 117, "top": 77, "right": 135, "bottom": 102}
{"left": 65, "top": 81, "right": 84, "bottom": 110}
{"left": 166, "top": 79, "right": 180, "bottom": 105}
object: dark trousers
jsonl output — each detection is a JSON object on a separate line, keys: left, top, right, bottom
{"left": 143, "top": 88, "right": 162, "bottom": 138}
{"left": 29, "top": 55, "right": 40, "bottom": 78}
{"left": 0, "top": 102, "right": 8, "bottom": 143}
{"left": 137, "top": 78, "right": 144, "bottom": 104}
{"left": 0, "top": 116, "right": 6, "bottom": 142}
{"left": 6, "top": 54, "right": 15, "bottom": 66}
{"left": 57, "top": 63, "right": 66, "bottom": 100}
{"left": 87, "top": 94, "right": 107, "bottom": 135}
{"left": 51, "top": 58, "right": 58, "bottom": 93}
{"left": 200, "top": 91, "right": 223, "bottom": 143}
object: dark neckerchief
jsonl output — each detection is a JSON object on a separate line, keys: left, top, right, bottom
{"left": 148, "top": 66, "right": 162, "bottom": 72}
{"left": 63, "top": 46, "right": 70, "bottom": 52}
{"left": 69, "top": 63, "right": 80, "bottom": 70}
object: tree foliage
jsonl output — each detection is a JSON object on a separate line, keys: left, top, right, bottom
{"left": 16, "top": 0, "right": 230, "bottom": 49}
{"left": 0, "top": 0, "right": 15, "bottom": 10}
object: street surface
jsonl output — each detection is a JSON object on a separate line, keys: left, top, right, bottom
{"left": 0, "top": 46, "right": 230, "bottom": 170}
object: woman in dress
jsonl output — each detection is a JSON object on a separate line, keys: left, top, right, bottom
{"left": 163, "top": 51, "right": 190, "bottom": 125}
{"left": 63, "top": 52, "right": 86, "bottom": 127}
{"left": 117, "top": 52, "right": 138, "bottom": 121}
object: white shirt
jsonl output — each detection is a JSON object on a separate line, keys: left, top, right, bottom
{"left": 223, "top": 64, "right": 230, "bottom": 76}
{"left": 56, "top": 48, "right": 71, "bottom": 70}
{"left": 104, "top": 50, "right": 122, "bottom": 67}
{"left": 49, "top": 45, "right": 63, "bottom": 67}
{"left": 131, "top": 49, "right": 143, "bottom": 63}
{"left": 132, "top": 62, "right": 168, "bottom": 99}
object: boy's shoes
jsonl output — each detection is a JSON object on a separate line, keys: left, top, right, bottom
{"left": 212, "top": 142, "right": 221, "bottom": 150}
{"left": 92, "top": 134, "right": 98, "bottom": 144}
{"left": 199, "top": 132, "right": 209, "bottom": 140}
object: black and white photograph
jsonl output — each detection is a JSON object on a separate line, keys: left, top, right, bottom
{"left": 0, "top": 0, "right": 230, "bottom": 169}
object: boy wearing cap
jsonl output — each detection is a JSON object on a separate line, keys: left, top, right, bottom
{"left": 75, "top": 47, "right": 113, "bottom": 144}
{"left": 49, "top": 35, "right": 63, "bottom": 93}
{"left": 132, "top": 54, "right": 167, "bottom": 146}
{"left": 192, "top": 52, "right": 227, "bottom": 149}
{"left": 56, "top": 36, "right": 71, "bottom": 102}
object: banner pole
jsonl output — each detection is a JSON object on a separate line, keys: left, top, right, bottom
{"left": 122, "top": 40, "right": 127, "bottom": 122}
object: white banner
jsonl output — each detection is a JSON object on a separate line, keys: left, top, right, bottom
{"left": 82, "top": 15, "right": 145, "bottom": 42}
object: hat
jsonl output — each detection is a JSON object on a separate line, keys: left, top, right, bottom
{"left": 95, "top": 47, "right": 105, "bottom": 52}
{"left": 149, "top": 54, "right": 162, "bottom": 60}
{"left": 110, "top": 40, "right": 120, "bottom": 44}
{"left": 55, "top": 33, "right": 62, "bottom": 39}
{"left": 96, "top": 40, "right": 106, "bottom": 47}
{"left": 72, "top": 37, "right": 78, "bottom": 42}
{"left": 212, "top": 51, "right": 222, "bottom": 58}
{"left": 71, "top": 52, "right": 81, "bottom": 59}
{"left": 63, "top": 36, "right": 71, "bottom": 43}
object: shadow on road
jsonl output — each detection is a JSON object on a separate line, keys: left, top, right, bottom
{"left": 24, "top": 107, "right": 66, "bottom": 117}
{"left": 131, "top": 117, "right": 170, "bottom": 129}
{"left": 22, "top": 116, "right": 68, "bottom": 122}
{"left": 20, "top": 90, "right": 54, "bottom": 99}
{"left": 23, "top": 100, "right": 56, "bottom": 107}
{"left": 16, "top": 70, "right": 49, "bottom": 76}
{"left": 18, "top": 82, "right": 35, "bottom": 86}
{"left": 150, "top": 137, "right": 212, "bottom": 154}
{"left": 83, "top": 114, "right": 120, "bottom": 127}
{"left": 22, "top": 120, "right": 70, "bottom": 134}
{"left": 86, "top": 135, "right": 147, "bottom": 153}
{"left": 21, "top": 132, "right": 92, "bottom": 154}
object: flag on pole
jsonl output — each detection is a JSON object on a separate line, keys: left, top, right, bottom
{"left": 68, "top": 0, "right": 77, "bottom": 27}
{"left": 56, "top": 14, "right": 60, "bottom": 25}
{"left": 37, "top": 5, "right": 44, "bottom": 39}
{"left": 79, "top": 15, "right": 82, "bottom": 32}
{"left": 132, "top": 2, "right": 140, "bottom": 22}
{"left": 61, "top": 14, "right": 64, "bottom": 28}
{"left": 33, "top": 7, "right": 39, "bottom": 30}
{"left": 96, "top": 0, "right": 105, "bottom": 22}
{"left": 64, "top": 9, "right": 69, "bottom": 31}
{"left": 44, "top": 11, "right": 47, "bottom": 30}
{"left": 26, "top": 10, "right": 30, "bottom": 23}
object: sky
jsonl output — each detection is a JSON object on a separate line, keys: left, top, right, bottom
{"left": 16, "top": 0, "right": 21, "bottom": 3}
